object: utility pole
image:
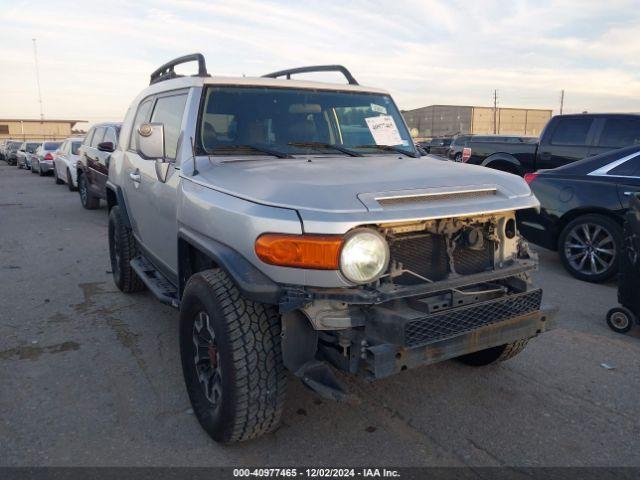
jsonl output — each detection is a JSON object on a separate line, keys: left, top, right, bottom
{"left": 493, "top": 89, "right": 498, "bottom": 134}
{"left": 32, "top": 38, "right": 44, "bottom": 121}
{"left": 559, "top": 89, "right": 565, "bottom": 115}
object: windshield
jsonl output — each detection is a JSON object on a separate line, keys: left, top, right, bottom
{"left": 26, "top": 143, "right": 40, "bottom": 153}
{"left": 197, "top": 86, "right": 416, "bottom": 157}
{"left": 44, "top": 142, "right": 61, "bottom": 150}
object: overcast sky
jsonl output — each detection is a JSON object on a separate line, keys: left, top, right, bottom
{"left": 1, "top": 0, "right": 639, "bottom": 127}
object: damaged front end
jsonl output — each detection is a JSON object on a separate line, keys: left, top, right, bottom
{"left": 279, "top": 212, "right": 556, "bottom": 399}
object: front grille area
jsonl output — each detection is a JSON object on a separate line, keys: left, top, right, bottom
{"left": 405, "top": 289, "right": 543, "bottom": 347}
{"left": 389, "top": 232, "right": 494, "bottom": 285}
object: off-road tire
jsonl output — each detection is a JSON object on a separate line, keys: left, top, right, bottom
{"left": 54, "top": 166, "right": 64, "bottom": 184}
{"left": 108, "top": 206, "right": 145, "bottom": 293}
{"left": 67, "top": 169, "right": 77, "bottom": 191}
{"left": 558, "top": 214, "right": 622, "bottom": 283}
{"left": 457, "top": 338, "right": 529, "bottom": 366}
{"left": 180, "top": 269, "right": 287, "bottom": 443}
{"left": 78, "top": 173, "right": 99, "bottom": 209}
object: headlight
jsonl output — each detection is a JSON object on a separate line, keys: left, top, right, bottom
{"left": 340, "top": 229, "right": 389, "bottom": 284}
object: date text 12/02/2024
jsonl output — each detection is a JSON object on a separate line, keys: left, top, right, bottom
{"left": 232, "top": 468, "right": 401, "bottom": 478}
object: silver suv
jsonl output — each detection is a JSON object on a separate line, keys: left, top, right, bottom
{"left": 107, "top": 54, "right": 554, "bottom": 443}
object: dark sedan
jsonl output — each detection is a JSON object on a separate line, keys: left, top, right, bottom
{"left": 518, "top": 145, "right": 640, "bottom": 282}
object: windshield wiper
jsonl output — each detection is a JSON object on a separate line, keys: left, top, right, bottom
{"left": 288, "top": 141, "right": 362, "bottom": 157}
{"left": 354, "top": 144, "right": 419, "bottom": 158}
{"left": 206, "top": 144, "right": 292, "bottom": 159}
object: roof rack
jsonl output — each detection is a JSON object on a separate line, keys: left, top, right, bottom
{"left": 150, "top": 53, "right": 210, "bottom": 85}
{"left": 262, "top": 65, "right": 359, "bottom": 85}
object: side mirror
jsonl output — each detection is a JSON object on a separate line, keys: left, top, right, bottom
{"left": 97, "top": 141, "right": 115, "bottom": 153}
{"left": 137, "top": 123, "right": 165, "bottom": 160}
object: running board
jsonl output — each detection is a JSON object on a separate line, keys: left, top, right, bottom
{"left": 130, "top": 256, "right": 180, "bottom": 308}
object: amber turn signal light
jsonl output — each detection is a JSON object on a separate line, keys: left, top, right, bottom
{"left": 255, "top": 234, "right": 343, "bottom": 270}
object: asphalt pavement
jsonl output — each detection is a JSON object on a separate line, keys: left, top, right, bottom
{"left": 1, "top": 161, "right": 639, "bottom": 467}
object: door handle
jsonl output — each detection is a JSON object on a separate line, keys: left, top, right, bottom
{"left": 129, "top": 170, "right": 141, "bottom": 183}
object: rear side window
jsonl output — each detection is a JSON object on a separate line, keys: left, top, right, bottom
{"left": 150, "top": 93, "right": 188, "bottom": 159}
{"left": 550, "top": 118, "right": 592, "bottom": 145}
{"left": 598, "top": 118, "right": 640, "bottom": 148}
{"left": 608, "top": 156, "right": 640, "bottom": 177}
{"left": 130, "top": 99, "right": 154, "bottom": 150}
{"left": 91, "top": 127, "right": 106, "bottom": 147}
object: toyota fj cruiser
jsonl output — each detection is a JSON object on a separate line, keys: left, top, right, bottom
{"left": 107, "top": 54, "right": 555, "bottom": 443}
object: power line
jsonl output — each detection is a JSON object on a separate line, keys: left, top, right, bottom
{"left": 32, "top": 38, "right": 44, "bottom": 121}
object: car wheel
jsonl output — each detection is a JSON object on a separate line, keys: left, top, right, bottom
{"left": 31, "top": 162, "right": 38, "bottom": 174}
{"left": 67, "top": 169, "right": 77, "bottom": 191}
{"left": 78, "top": 173, "right": 99, "bottom": 209}
{"left": 54, "top": 165, "right": 64, "bottom": 184}
{"left": 108, "top": 206, "right": 146, "bottom": 293}
{"left": 606, "top": 307, "right": 635, "bottom": 334}
{"left": 457, "top": 338, "right": 529, "bottom": 366}
{"left": 39, "top": 164, "right": 46, "bottom": 176}
{"left": 454, "top": 153, "right": 462, "bottom": 162}
{"left": 558, "top": 214, "right": 622, "bottom": 283}
{"left": 180, "top": 269, "right": 287, "bottom": 443}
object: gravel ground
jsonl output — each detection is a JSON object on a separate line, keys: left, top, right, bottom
{"left": 1, "top": 161, "right": 639, "bottom": 467}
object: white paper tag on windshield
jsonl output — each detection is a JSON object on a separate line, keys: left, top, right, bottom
{"left": 370, "top": 103, "right": 387, "bottom": 114}
{"left": 365, "top": 115, "right": 403, "bottom": 146}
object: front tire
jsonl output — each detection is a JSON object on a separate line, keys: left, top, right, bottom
{"left": 457, "top": 338, "right": 529, "bottom": 366}
{"left": 78, "top": 173, "right": 100, "bottom": 209}
{"left": 558, "top": 214, "right": 622, "bottom": 283}
{"left": 606, "top": 307, "right": 635, "bottom": 334}
{"left": 180, "top": 269, "right": 287, "bottom": 443}
{"left": 54, "top": 165, "right": 64, "bottom": 184}
{"left": 454, "top": 153, "right": 462, "bottom": 162}
{"left": 108, "top": 206, "right": 146, "bottom": 293}
{"left": 67, "top": 169, "right": 77, "bottom": 191}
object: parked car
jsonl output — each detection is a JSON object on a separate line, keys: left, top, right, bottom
{"left": 77, "top": 122, "right": 121, "bottom": 209}
{"left": 518, "top": 145, "right": 640, "bottom": 282}
{"left": 30, "top": 141, "right": 62, "bottom": 176}
{"left": 53, "top": 137, "right": 83, "bottom": 190}
{"left": 106, "top": 54, "right": 553, "bottom": 443}
{"left": 16, "top": 141, "right": 42, "bottom": 169}
{"left": 4, "top": 141, "right": 22, "bottom": 165}
{"left": 0, "top": 140, "right": 11, "bottom": 160}
{"left": 428, "top": 137, "right": 453, "bottom": 157}
{"left": 461, "top": 114, "right": 640, "bottom": 175}
{"left": 447, "top": 134, "right": 474, "bottom": 162}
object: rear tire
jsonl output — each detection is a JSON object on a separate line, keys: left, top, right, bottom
{"left": 457, "top": 338, "right": 529, "bottom": 366}
{"left": 39, "top": 164, "right": 46, "bottom": 176}
{"left": 454, "top": 153, "right": 462, "bottom": 162}
{"left": 558, "top": 214, "right": 622, "bottom": 283}
{"left": 108, "top": 206, "right": 146, "bottom": 293}
{"left": 78, "top": 173, "right": 99, "bottom": 209}
{"left": 180, "top": 269, "right": 287, "bottom": 443}
{"left": 31, "top": 163, "right": 38, "bottom": 174}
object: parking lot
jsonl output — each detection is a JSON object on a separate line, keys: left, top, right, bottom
{"left": 1, "top": 161, "right": 639, "bottom": 467}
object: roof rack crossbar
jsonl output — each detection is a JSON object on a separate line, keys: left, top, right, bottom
{"left": 150, "top": 53, "right": 210, "bottom": 85}
{"left": 262, "top": 65, "right": 359, "bottom": 85}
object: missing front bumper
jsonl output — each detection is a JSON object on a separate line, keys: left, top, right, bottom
{"left": 362, "top": 306, "right": 556, "bottom": 379}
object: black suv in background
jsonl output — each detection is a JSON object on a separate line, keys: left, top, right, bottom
{"left": 461, "top": 113, "right": 640, "bottom": 175}
{"left": 77, "top": 122, "right": 121, "bottom": 209}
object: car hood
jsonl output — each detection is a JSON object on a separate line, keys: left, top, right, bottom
{"left": 193, "top": 155, "right": 537, "bottom": 216}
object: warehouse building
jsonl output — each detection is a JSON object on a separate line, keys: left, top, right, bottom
{"left": 0, "top": 118, "right": 85, "bottom": 142}
{"left": 402, "top": 105, "right": 552, "bottom": 140}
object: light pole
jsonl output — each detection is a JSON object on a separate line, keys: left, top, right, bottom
{"left": 32, "top": 38, "right": 44, "bottom": 121}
